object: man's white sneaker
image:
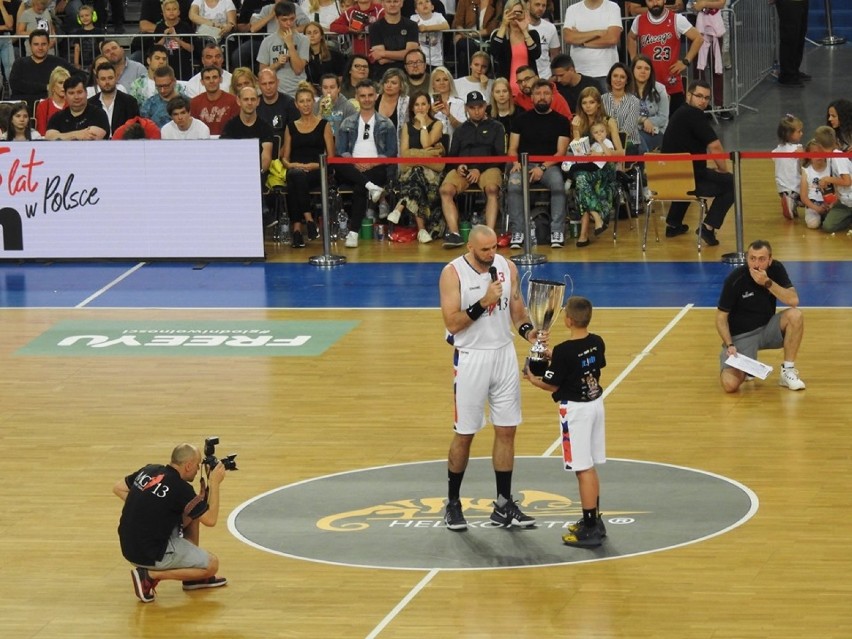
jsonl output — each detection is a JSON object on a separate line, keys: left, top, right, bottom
{"left": 779, "top": 367, "right": 806, "bottom": 390}
{"left": 417, "top": 229, "right": 432, "bottom": 243}
{"left": 344, "top": 231, "right": 359, "bottom": 248}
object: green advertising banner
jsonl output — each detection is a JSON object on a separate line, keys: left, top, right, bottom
{"left": 16, "top": 320, "right": 359, "bottom": 357}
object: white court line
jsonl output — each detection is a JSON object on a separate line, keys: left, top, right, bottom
{"left": 74, "top": 262, "right": 147, "bottom": 308}
{"left": 364, "top": 303, "right": 694, "bottom": 638}
{"left": 542, "top": 303, "right": 693, "bottom": 458}
{"left": 364, "top": 570, "right": 439, "bottom": 639}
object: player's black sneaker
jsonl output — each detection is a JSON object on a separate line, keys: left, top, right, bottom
{"left": 490, "top": 495, "right": 535, "bottom": 527}
{"left": 444, "top": 499, "right": 468, "bottom": 531}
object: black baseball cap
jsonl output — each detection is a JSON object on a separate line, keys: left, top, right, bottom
{"left": 465, "top": 91, "right": 486, "bottom": 106}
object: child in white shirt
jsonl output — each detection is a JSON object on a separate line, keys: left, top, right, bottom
{"left": 411, "top": 0, "right": 448, "bottom": 68}
{"left": 772, "top": 114, "right": 803, "bottom": 220}
{"left": 799, "top": 139, "right": 831, "bottom": 230}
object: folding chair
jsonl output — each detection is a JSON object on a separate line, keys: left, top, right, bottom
{"left": 642, "top": 153, "right": 708, "bottom": 253}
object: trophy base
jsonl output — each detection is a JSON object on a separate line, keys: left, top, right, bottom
{"left": 526, "top": 357, "right": 549, "bottom": 377}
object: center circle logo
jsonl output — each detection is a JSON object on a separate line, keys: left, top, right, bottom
{"left": 228, "top": 457, "right": 758, "bottom": 571}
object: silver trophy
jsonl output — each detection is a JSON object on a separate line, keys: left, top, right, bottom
{"left": 524, "top": 277, "right": 567, "bottom": 374}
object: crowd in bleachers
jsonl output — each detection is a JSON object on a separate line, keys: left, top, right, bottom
{"left": 1, "top": 0, "right": 849, "bottom": 246}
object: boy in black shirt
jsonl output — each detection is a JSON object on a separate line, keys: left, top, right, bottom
{"left": 525, "top": 296, "right": 607, "bottom": 548}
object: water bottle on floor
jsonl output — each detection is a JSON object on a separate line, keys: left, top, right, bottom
{"left": 337, "top": 210, "right": 349, "bottom": 240}
{"left": 280, "top": 215, "right": 291, "bottom": 244}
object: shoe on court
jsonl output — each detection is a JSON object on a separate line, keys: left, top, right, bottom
{"left": 509, "top": 233, "right": 524, "bottom": 249}
{"left": 550, "top": 231, "right": 564, "bottom": 248}
{"left": 567, "top": 515, "right": 607, "bottom": 538}
{"left": 182, "top": 576, "right": 228, "bottom": 591}
{"left": 131, "top": 567, "right": 158, "bottom": 603}
{"left": 490, "top": 495, "right": 535, "bottom": 527}
{"left": 562, "top": 520, "right": 603, "bottom": 548}
{"left": 417, "top": 229, "right": 432, "bottom": 244}
{"left": 344, "top": 230, "right": 359, "bottom": 248}
{"left": 443, "top": 232, "right": 465, "bottom": 248}
{"left": 444, "top": 499, "right": 468, "bottom": 531}
{"left": 779, "top": 367, "right": 806, "bottom": 390}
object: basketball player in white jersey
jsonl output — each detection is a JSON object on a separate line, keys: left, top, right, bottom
{"left": 438, "top": 225, "right": 546, "bottom": 531}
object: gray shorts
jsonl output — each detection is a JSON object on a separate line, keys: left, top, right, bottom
{"left": 719, "top": 313, "right": 784, "bottom": 370}
{"left": 140, "top": 526, "right": 211, "bottom": 571}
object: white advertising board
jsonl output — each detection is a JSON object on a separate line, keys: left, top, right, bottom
{"left": 0, "top": 140, "right": 264, "bottom": 259}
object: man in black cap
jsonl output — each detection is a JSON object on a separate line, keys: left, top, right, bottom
{"left": 438, "top": 90, "right": 506, "bottom": 249}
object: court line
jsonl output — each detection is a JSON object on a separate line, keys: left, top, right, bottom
{"left": 364, "top": 569, "right": 439, "bottom": 639}
{"left": 542, "top": 303, "right": 693, "bottom": 458}
{"left": 363, "top": 304, "right": 694, "bottom": 637}
{"left": 74, "top": 262, "right": 147, "bottom": 308}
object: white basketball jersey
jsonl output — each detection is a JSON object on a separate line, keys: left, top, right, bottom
{"left": 447, "top": 254, "right": 513, "bottom": 350}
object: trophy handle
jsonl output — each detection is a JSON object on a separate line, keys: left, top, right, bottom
{"left": 563, "top": 273, "right": 575, "bottom": 300}
{"left": 520, "top": 270, "right": 532, "bottom": 304}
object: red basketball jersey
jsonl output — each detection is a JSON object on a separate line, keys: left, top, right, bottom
{"left": 636, "top": 11, "right": 684, "bottom": 96}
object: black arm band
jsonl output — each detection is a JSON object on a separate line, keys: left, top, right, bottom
{"left": 466, "top": 302, "right": 486, "bottom": 321}
{"left": 518, "top": 322, "right": 534, "bottom": 339}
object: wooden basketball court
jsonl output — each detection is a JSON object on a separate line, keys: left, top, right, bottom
{"left": 1, "top": 161, "right": 851, "bottom": 638}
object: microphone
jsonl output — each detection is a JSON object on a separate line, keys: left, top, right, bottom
{"left": 488, "top": 266, "right": 498, "bottom": 282}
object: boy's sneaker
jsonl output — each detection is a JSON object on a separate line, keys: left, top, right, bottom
{"left": 443, "top": 232, "right": 464, "bottom": 248}
{"left": 131, "top": 567, "right": 158, "bottom": 603}
{"left": 550, "top": 231, "right": 564, "bottom": 248}
{"left": 779, "top": 366, "right": 806, "bottom": 390}
{"left": 444, "top": 499, "right": 468, "bottom": 531}
{"left": 344, "top": 231, "right": 359, "bottom": 248}
{"left": 490, "top": 495, "right": 535, "bottom": 528}
{"left": 562, "top": 520, "right": 603, "bottom": 548}
{"left": 182, "top": 576, "right": 228, "bottom": 591}
{"left": 509, "top": 233, "right": 524, "bottom": 249}
{"left": 566, "top": 515, "right": 607, "bottom": 538}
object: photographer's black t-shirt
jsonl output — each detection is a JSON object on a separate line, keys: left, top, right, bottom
{"left": 118, "top": 464, "right": 208, "bottom": 566}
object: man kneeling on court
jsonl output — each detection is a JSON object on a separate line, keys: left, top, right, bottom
{"left": 114, "top": 443, "right": 227, "bottom": 603}
{"left": 716, "top": 239, "right": 806, "bottom": 393}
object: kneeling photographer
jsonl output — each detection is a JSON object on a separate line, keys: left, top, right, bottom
{"left": 114, "top": 440, "right": 235, "bottom": 603}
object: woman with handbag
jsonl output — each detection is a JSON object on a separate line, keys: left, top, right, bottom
{"left": 386, "top": 92, "right": 445, "bottom": 243}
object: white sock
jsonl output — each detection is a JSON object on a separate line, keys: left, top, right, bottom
{"left": 783, "top": 361, "right": 794, "bottom": 369}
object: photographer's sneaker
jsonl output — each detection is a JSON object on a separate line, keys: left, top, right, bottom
{"left": 566, "top": 515, "right": 607, "bottom": 538}
{"left": 779, "top": 366, "right": 806, "bottom": 390}
{"left": 444, "top": 499, "right": 468, "bottom": 531}
{"left": 131, "top": 567, "right": 159, "bottom": 603}
{"left": 562, "top": 520, "right": 603, "bottom": 548}
{"left": 490, "top": 495, "right": 535, "bottom": 528}
{"left": 182, "top": 576, "right": 228, "bottom": 591}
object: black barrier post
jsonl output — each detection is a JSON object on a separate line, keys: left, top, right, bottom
{"left": 510, "top": 152, "right": 547, "bottom": 266}
{"left": 309, "top": 154, "right": 347, "bottom": 267}
{"left": 722, "top": 151, "right": 746, "bottom": 265}
{"left": 821, "top": 0, "right": 847, "bottom": 46}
